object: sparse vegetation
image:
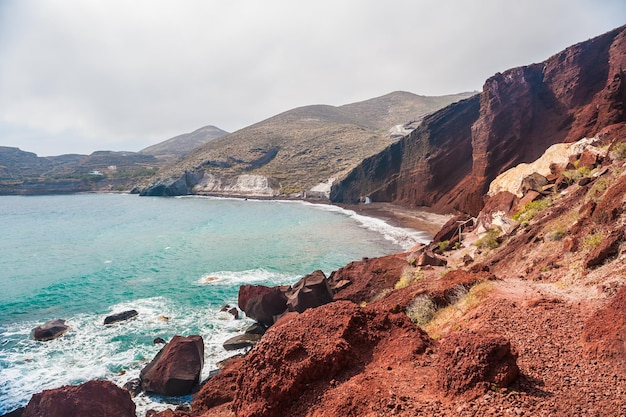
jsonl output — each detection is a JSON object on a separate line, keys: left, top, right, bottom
{"left": 422, "top": 281, "right": 494, "bottom": 339}
{"left": 438, "top": 240, "right": 450, "bottom": 252}
{"left": 474, "top": 229, "right": 501, "bottom": 250}
{"left": 394, "top": 268, "right": 424, "bottom": 290}
{"left": 585, "top": 177, "right": 610, "bottom": 203}
{"left": 562, "top": 166, "right": 592, "bottom": 182}
{"left": 512, "top": 198, "right": 552, "bottom": 225}
{"left": 406, "top": 295, "right": 436, "bottom": 326}
{"left": 610, "top": 141, "right": 626, "bottom": 160}
{"left": 583, "top": 230, "right": 605, "bottom": 250}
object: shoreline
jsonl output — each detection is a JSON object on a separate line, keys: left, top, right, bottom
{"left": 336, "top": 202, "right": 452, "bottom": 239}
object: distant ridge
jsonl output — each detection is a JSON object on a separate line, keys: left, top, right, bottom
{"left": 141, "top": 91, "right": 475, "bottom": 197}
{"left": 140, "top": 125, "right": 229, "bottom": 160}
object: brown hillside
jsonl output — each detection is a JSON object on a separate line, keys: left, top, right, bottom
{"left": 144, "top": 91, "right": 474, "bottom": 196}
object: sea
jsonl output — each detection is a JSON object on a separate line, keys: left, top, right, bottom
{"left": 0, "top": 193, "right": 430, "bottom": 414}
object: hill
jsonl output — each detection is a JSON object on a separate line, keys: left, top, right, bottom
{"left": 139, "top": 91, "right": 475, "bottom": 197}
{"left": 140, "top": 125, "right": 229, "bottom": 161}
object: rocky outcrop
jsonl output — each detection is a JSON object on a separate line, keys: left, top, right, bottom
{"left": 31, "top": 319, "right": 69, "bottom": 341}
{"left": 285, "top": 270, "right": 334, "bottom": 313}
{"left": 21, "top": 380, "right": 135, "bottom": 417}
{"left": 436, "top": 331, "right": 519, "bottom": 396}
{"left": 140, "top": 335, "right": 204, "bottom": 396}
{"left": 103, "top": 309, "right": 138, "bottom": 325}
{"left": 331, "top": 25, "right": 626, "bottom": 215}
{"left": 582, "top": 286, "right": 626, "bottom": 362}
{"left": 230, "top": 301, "right": 431, "bottom": 417}
{"left": 328, "top": 253, "right": 408, "bottom": 303}
{"left": 192, "top": 173, "right": 278, "bottom": 197}
{"left": 140, "top": 170, "right": 201, "bottom": 196}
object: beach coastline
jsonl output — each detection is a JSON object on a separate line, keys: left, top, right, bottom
{"left": 337, "top": 202, "right": 452, "bottom": 239}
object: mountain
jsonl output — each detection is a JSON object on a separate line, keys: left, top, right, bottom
{"left": 140, "top": 125, "right": 229, "bottom": 161}
{"left": 331, "top": 24, "right": 626, "bottom": 215}
{"left": 139, "top": 91, "right": 475, "bottom": 197}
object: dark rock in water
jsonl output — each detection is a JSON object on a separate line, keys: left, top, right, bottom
{"left": 244, "top": 322, "right": 267, "bottom": 335}
{"left": 238, "top": 285, "right": 288, "bottom": 325}
{"left": 223, "top": 333, "right": 262, "bottom": 351}
{"left": 286, "top": 270, "right": 334, "bottom": 313}
{"left": 153, "top": 337, "right": 167, "bottom": 345}
{"left": 140, "top": 335, "right": 204, "bottom": 396}
{"left": 21, "top": 380, "right": 135, "bottom": 417}
{"left": 31, "top": 319, "right": 69, "bottom": 341}
{"left": 227, "top": 307, "right": 239, "bottom": 319}
{"left": 220, "top": 304, "right": 231, "bottom": 312}
{"left": 104, "top": 309, "right": 138, "bottom": 325}
{"left": 1, "top": 407, "right": 24, "bottom": 417}
{"left": 122, "top": 378, "right": 142, "bottom": 397}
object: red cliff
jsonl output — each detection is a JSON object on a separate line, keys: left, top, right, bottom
{"left": 331, "top": 24, "right": 626, "bottom": 215}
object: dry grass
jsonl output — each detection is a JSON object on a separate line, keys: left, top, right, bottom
{"left": 422, "top": 281, "right": 494, "bottom": 339}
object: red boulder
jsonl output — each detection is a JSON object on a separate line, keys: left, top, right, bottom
{"left": 238, "top": 285, "right": 288, "bottom": 325}
{"left": 140, "top": 335, "right": 204, "bottom": 396}
{"left": 22, "top": 380, "right": 135, "bottom": 417}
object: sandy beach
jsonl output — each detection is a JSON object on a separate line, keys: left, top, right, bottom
{"left": 337, "top": 202, "right": 452, "bottom": 239}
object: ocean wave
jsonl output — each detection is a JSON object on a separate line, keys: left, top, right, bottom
{"left": 0, "top": 296, "right": 252, "bottom": 415}
{"left": 196, "top": 268, "right": 299, "bottom": 287}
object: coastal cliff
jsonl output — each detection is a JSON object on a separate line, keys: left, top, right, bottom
{"left": 331, "top": 24, "right": 626, "bottom": 215}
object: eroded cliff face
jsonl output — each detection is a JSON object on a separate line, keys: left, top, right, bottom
{"left": 332, "top": 25, "right": 626, "bottom": 215}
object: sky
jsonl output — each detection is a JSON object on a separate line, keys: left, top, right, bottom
{"left": 0, "top": 1, "right": 624, "bottom": 156}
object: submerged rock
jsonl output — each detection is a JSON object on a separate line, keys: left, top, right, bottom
{"left": 104, "top": 309, "right": 138, "bottom": 325}
{"left": 31, "top": 319, "right": 69, "bottom": 341}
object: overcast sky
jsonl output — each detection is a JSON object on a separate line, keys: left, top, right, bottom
{"left": 0, "top": 1, "right": 624, "bottom": 156}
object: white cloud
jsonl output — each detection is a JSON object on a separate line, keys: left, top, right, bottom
{"left": 0, "top": 0, "right": 624, "bottom": 156}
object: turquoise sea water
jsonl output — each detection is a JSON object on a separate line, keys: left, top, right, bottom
{"left": 0, "top": 194, "right": 429, "bottom": 413}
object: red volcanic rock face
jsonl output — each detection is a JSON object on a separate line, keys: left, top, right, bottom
{"left": 230, "top": 301, "right": 431, "bottom": 417}
{"left": 436, "top": 330, "right": 519, "bottom": 397}
{"left": 332, "top": 25, "right": 626, "bottom": 216}
{"left": 22, "top": 380, "right": 136, "bottom": 417}
{"left": 582, "top": 286, "right": 626, "bottom": 362}
{"left": 328, "top": 253, "right": 408, "bottom": 303}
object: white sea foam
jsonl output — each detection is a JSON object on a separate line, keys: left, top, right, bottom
{"left": 196, "top": 268, "right": 298, "bottom": 287}
{"left": 298, "top": 202, "right": 431, "bottom": 250}
{"left": 0, "top": 296, "right": 252, "bottom": 415}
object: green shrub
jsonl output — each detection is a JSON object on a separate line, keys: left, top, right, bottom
{"left": 438, "top": 240, "right": 450, "bottom": 252}
{"left": 474, "top": 229, "right": 501, "bottom": 250}
{"left": 583, "top": 231, "right": 604, "bottom": 250}
{"left": 512, "top": 198, "right": 552, "bottom": 224}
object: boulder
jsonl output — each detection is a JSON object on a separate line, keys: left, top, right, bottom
{"left": 238, "top": 285, "right": 288, "bottom": 325}
{"left": 103, "top": 310, "right": 138, "bottom": 325}
{"left": 436, "top": 330, "right": 519, "bottom": 396}
{"left": 223, "top": 333, "right": 262, "bottom": 351}
{"left": 141, "top": 335, "right": 204, "bottom": 396}
{"left": 122, "top": 378, "right": 142, "bottom": 397}
{"left": 154, "top": 337, "right": 167, "bottom": 345}
{"left": 31, "top": 319, "right": 69, "bottom": 341}
{"left": 21, "top": 380, "right": 135, "bottom": 417}
{"left": 244, "top": 323, "right": 267, "bottom": 335}
{"left": 584, "top": 229, "right": 624, "bottom": 269}
{"left": 416, "top": 250, "right": 447, "bottom": 267}
{"left": 285, "top": 270, "right": 333, "bottom": 313}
